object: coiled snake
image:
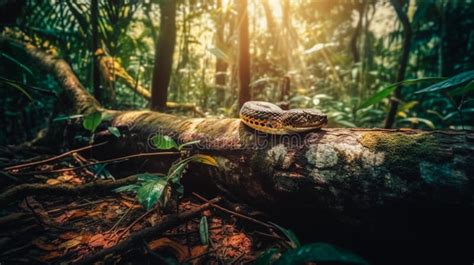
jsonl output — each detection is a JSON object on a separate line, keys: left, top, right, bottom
{"left": 239, "top": 101, "right": 327, "bottom": 134}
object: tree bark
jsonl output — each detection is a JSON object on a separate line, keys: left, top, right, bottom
{"left": 91, "top": 0, "right": 101, "bottom": 102}
{"left": 384, "top": 0, "right": 412, "bottom": 128}
{"left": 350, "top": 2, "right": 365, "bottom": 63}
{"left": 6, "top": 38, "right": 474, "bottom": 238}
{"left": 214, "top": 0, "right": 228, "bottom": 103}
{"left": 237, "top": 0, "right": 251, "bottom": 110}
{"left": 151, "top": 0, "right": 177, "bottom": 111}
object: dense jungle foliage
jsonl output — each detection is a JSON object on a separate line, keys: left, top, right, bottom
{"left": 1, "top": 0, "right": 473, "bottom": 143}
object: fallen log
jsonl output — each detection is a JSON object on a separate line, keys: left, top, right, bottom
{"left": 4, "top": 37, "right": 474, "bottom": 245}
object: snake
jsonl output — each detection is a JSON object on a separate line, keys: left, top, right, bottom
{"left": 239, "top": 101, "right": 328, "bottom": 134}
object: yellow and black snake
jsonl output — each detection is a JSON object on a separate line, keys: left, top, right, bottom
{"left": 239, "top": 101, "right": 327, "bottom": 134}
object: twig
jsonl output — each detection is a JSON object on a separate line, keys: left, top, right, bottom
{"left": 192, "top": 192, "right": 272, "bottom": 229}
{"left": 116, "top": 204, "right": 158, "bottom": 240}
{"left": 107, "top": 199, "right": 136, "bottom": 233}
{"left": 4, "top": 141, "right": 108, "bottom": 171}
{"left": 11, "top": 151, "right": 180, "bottom": 175}
{"left": 0, "top": 175, "right": 139, "bottom": 207}
{"left": 74, "top": 197, "right": 222, "bottom": 265}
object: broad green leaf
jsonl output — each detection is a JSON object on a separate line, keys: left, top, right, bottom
{"left": 151, "top": 135, "right": 178, "bottom": 150}
{"left": 443, "top": 108, "right": 474, "bottom": 121}
{"left": 274, "top": 243, "right": 369, "bottom": 265}
{"left": 416, "top": 71, "right": 474, "bottom": 94}
{"left": 359, "top": 85, "right": 395, "bottom": 109}
{"left": 137, "top": 173, "right": 166, "bottom": 182}
{"left": 178, "top": 140, "right": 201, "bottom": 150}
{"left": 107, "top": 126, "right": 121, "bottom": 138}
{"left": 114, "top": 184, "right": 141, "bottom": 193}
{"left": 4, "top": 81, "right": 33, "bottom": 101}
{"left": 360, "top": 77, "right": 446, "bottom": 109}
{"left": 270, "top": 222, "right": 301, "bottom": 249}
{"left": 137, "top": 178, "right": 168, "bottom": 210}
{"left": 448, "top": 81, "right": 474, "bottom": 96}
{"left": 253, "top": 248, "right": 280, "bottom": 265}
{"left": 166, "top": 155, "right": 217, "bottom": 183}
{"left": 397, "top": 117, "right": 435, "bottom": 129}
{"left": 167, "top": 161, "right": 189, "bottom": 183}
{"left": 83, "top": 112, "right": 103, "bottom": 133}
{"left": 199, "top": 216, "right": 209, "bottom": 245}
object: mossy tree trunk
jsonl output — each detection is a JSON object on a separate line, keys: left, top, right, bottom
{"left": 8, "top": 38, "right": 474, "bottom": 240}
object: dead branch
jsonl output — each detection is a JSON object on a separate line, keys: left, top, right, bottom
{"left": 0, "top": 175, "right": 138, "bottom": 207}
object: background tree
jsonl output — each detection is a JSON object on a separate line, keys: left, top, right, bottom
{"left": 151, "top": 0, "right": 177, "bottom": 111}
{"left": 237, "top": 0, "right": 250, "bottom": 110}
{"left": 385, "top": 0, "right": 412, "bottom": 128}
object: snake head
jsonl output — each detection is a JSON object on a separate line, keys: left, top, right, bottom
{"left": 281, "top": 109, "right": 328, "bottom": 132}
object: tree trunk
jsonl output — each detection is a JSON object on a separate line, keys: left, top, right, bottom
{"left": 384, "top": 0, "right": 412, "bottom": 128}
{"left": 151, "top": 0, "right": 177, "bottom": 111}
{"left": 350, "top": 2, "right": 365, "bottom": 63}
{"left": 91, "top": 0, "right": 101, "bottom": 102}
{"left": 214, "top": 0, "right": 228, "bottom": 103}
{"left": 237, "top": 0, "right": 251, "bottom": 110}
{"left": 6, "top": 38, "right": 474, "bottom": 246}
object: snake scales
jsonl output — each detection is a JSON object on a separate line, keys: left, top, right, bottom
{"left": 239, "top": 101, "right": 327, "bottom": 134}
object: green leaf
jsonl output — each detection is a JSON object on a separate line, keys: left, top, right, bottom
{"left": 83, "top": 112, "right": 103, "bottom": 133}
{"left": 151, "top": 135, "right": 178, "bottom": 150}
{"left": 360, "top": 77, "right": 446, "bottom": 109}
{"left": 199, "top": 216, "right": 209, "bottom": 245}
{"left": 253, "top": 248, "right": 280, "bottom": 265}
{"left": 398, "top": 101, "right": 419, "bottom": 113}
{"left": 114, "top": 184, "right": 141, "bottom": 193}
{"left": 416, "top": 70, "right": 474, "bottom": 94}
{"left": 359, "top": 85, "right": 395, "bottom": 109}
{"left": 274, "top": 243, "right": 369, "bottom": 265}
{"left": 107, "top": 126, "right": 121, "bottom": 138}
{"left": 178, "top": 140, "right": 201, "bottom": 150}
{"left": 137, "top": 173, "right": 166, "bottom": 182}
{"left": 448, "top": 81, "right": 474, "bottom": 96}
{"left": 137, "top": 178, "right": 168, "bottom": 210}
{"left": 270, "top": 222, "right": 301, "bottom": 249}
{"left": 443, "top": 108, "right": 474, "bottom": 121}
{"left": 166, "top": 155, "right": 217, "bottom": 185}
{"left": 167, "top": 161, "right": 190, "bottom": 183}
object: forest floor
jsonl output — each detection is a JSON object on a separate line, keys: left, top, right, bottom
{"left": 0, "top": 145, "right": 289, "bottom": 264}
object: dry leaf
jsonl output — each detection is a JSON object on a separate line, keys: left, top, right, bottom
{"left": 39, "top": 251, "right": 62, "bottom": 262}
{"left": 59, "top": 236, "right": 83, "bottom": 250}
{"left": 55, "top": 209, "right": 87, "bottom": 223}
{"left": 46, "top": 179, "right": 61, "bottom": 185}
{"left": 89, "top": 234, "right": 106, "bottom": 248}
{"left": 190, "top": 245, "right": 208, "bottom": 259}
{"left": 57, "top": 173, "right": 74, "bottom": 182}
